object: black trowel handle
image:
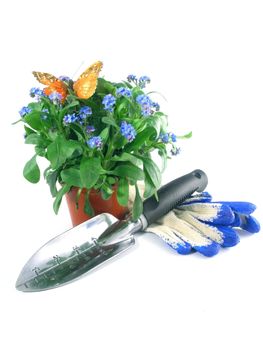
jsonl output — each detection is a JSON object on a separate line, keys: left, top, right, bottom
{"left": 142, "top": 169, "right": 208, "bottom": 227}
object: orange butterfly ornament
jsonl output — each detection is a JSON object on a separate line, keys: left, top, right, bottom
{"left": 73, "top": 61, "right": 103, "bottom": 99}
{"left": 32, "top": 61, "right": 103, "bottom": 102}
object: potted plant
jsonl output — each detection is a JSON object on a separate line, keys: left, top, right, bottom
{"left": 14, "top": 61, "right": 191, "bottom": 226}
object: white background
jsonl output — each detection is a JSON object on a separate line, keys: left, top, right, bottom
{"left": 0, "top": 1, "right": 262, "bottom": 349}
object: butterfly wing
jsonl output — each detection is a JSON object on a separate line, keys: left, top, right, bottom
{"left": 73, "top": 61, "right": 103, "bottom": 99}
{"left": 32, "top": 71, "right": 58, "bottom": 86}
{"left": 32, "top": 71, "right": 68, "bottom": 102}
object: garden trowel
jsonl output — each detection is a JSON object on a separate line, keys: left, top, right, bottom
{"left": 16, "top": 169, "right": 208, "bottom": 292}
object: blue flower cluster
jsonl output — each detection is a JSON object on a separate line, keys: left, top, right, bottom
{"left": 151, "top": 101, "right": 160, "bottom": 111}
{"left": 19, "top": 106, "right": 32, "bottom": 117}
{"left": 49, "top": 92, "right": 62, "bottom": 103}
{"left": 160, "top": 132, "right": 177, "bottom": 143}
{"left": 127, "top": 74, "right": 137, "bottom": 82}
{"left": 136, "top": 94, "right": 153, "bottom": 116}
{"left": 63, "top": 113, "right": 78, "bottom": 124}
{"left": 79, "top": 106, "right": 92, "bottom": 120}
{"left": 30, "top": 87, "right": 44, "bottom": 99}
{"left": 160, "top": 133, "right": 169, "bottom": 143}
{"left": 63, "top": 106, "right": 92, "bottom": 124}
{"left": 102, "top": 94, "right": 116, "bottom": 112}
{"left": 136, "top": 94, "right": 160, "bottom": 116}
{"left": 116, "top": 87, "right": 132, "bottom": 97}
{"left": 120, "top": 121, "right": 137, "bottom": 142}
{"left": 127, "top": 74, "right": 151, "bottom": 88}
{"left": 86, "top": 125, "right": 95, "bottom": 134}
{"left": 139, "top": 75, "right": 150, "bottom": 88}
{"left": 87, "top": 136, "right": 103, "bottom": 149}
{"left": 171, "top": 133, "right": 177, "bottom": 142}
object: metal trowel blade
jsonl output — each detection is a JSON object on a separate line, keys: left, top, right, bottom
{"left": 16, "top": 213, "right": 135, "bottom": 292}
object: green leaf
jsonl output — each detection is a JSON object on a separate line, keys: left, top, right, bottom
{"left": 43, "top": 166, "right": 51, "bottom": 179}
{"left": 23, "top": 155, "right": 40, "bottom": 184}
{"left": 35, "top": 145, "right": 46, "bottom": 157}
{"left": 48, "top": 129, "right": 58, "bottom": 141}
{"left": 131, "top": 118, "right": 145, "bottom": 132}
{"left": 102, "top": 116, "right": 118, "bottom": 128}
{"left": 25, "top": 133, "right": 42, "bottom": 145}
{"left": 80, "top": 158, "right": 101, "bottom": 189}
{"left": 24, "top": 126, "right": 36, "bottom": 136}
{"left": 60, "top": 100, "right": 80, "bottom": 115}
{"left": 25, "top": 133, "right": 49, "bottom": 157}
{"left": 101, "top": 184, "right": 113, "bottom": 200}
{"left": 145, "top": 114, "right": 167, "bottom": 137}
{"left": 97, "top": 78, "right": 116, "bottom": 94}
{"left": 24, "top": 111, "right": 42, "bottom": 131}
{"left": 46, "top": 170, "right": 58, "bottom": 197}
{"left": 144, "top": 172, "right": 156, "bottom": 198}
{"left": 100, "top": 127, "right": 110, "bottom": 142}
{"left": 116, "top": 100, "right": 128, "bottom": 117}
{"left": 28, "top": 102, "right": 43, "bottom": 112}
{"left": 177, "top": 131, "right": 192, "bottom": 139}
{"left": 124, "top": 127, "right": 155, "bottom": 152}
{"left": 158, "top": 148, "right": 167, "bottom": 172}
{"left": 117, "top": 178, "right": 129, "bottom": 206}
{"left": 112, "top": 153, "right": 143, "bottom": 168}
{"left": 132, "top": 87, "right": 144, "bottom": 98}
{"left": 154, "top": 111, "right": 167, "bottom": 118}
{"left": 132, "top": 184, "right": 143, "bottom": 221}
{"left": 69, "top": 124, "right": 86, "bottom": 140}
{"left": 75, "top": 188, "right": 82, "bottom": 209}
{"left": 112, "top": 164, "right": 144, "bottom": 181}
{"left": 47, "top": 136, "right": 81, "bottom": 169}
{"left": 107, "top": 176, "right": 116, "bottom": 185}
{"left": 113, "top": 135, "right": 127, "bottom": 149}
{"left": 141, "top": 157, "right": 161, "bottom": 189}
{"left": 61, "top": 168, "right": 83, "bottom": 188}
{"left": 84, "top": 191, "right": 94, "bottom": 216}
{"left": 53, "top": 184, "right": 71, "bottom": 214}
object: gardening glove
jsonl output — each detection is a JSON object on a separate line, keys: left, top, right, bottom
{"left": 128, "top": 186, "right": 260, "bottom": 257}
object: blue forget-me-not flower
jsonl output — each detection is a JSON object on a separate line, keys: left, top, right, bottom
{"left": 30, "top": 87, "right": 44, "bottom": 98}
{"left": 138, "top": 75, "right": 151, "bottom": 88}
{"left": 87, "top": 136, "right": 103, "bottom": 149}
{"left": 127, "top": 74, "right": 137, "bottom": 83}
{"left": 120, "top": 121, "right": 137, "bottom": 142}
{"left": 19, "top": 106, "right": 32, "bottom": 117}
{"left": 49, "top": 92, "right": 62, "bottom": 103}
{"left": 63, "top": 113, "right": 78, "bottom": 124}
{"left": 116, "top": 87, "right": 132, "bottom": 97}
{"left": 102, "top": 94, "right": 116, "bottom": 112}
{"left": 79, "top": 106, "right": 92, "bottom": 120}
{"left": 86, "top": 125, "right": 95, "bottom": 134}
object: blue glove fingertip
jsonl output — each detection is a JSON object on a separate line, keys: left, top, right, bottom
{"left": 240, "top": 215, "right": 261, "bottom": 233}
{"left": 194, "top": 241, "right": 220, "bottom": 257}
{"left": 221, "top": 202, "right": 257, "bottom": 215}
{"left": 217, "top": 226, "right": 240, "bottom": 247}
{"left": 175, "top": 242, "right": 193, "bottom": 255}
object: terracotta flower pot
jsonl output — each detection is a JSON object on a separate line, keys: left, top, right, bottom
{"left": 65, "top": 186, "right": 129, "bottom": 227}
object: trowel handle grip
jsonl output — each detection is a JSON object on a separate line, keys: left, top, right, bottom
{"left": 142, "top": 169, "right": 208, "bottom": 227}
